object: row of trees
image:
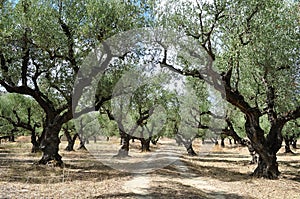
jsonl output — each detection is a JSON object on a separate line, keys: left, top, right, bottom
{"left": 0, "top": 0, "right": 299, "bottom": 179}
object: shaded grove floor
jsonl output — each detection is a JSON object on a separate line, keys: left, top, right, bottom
{"left": 0, "top": 137, "right": 299, "bottom": 198}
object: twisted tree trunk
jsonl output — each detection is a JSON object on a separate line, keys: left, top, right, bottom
{"left": 175, "top": 134, "right": 197, "bottom": 156}
{"left": 77, "top": 133, "right": 87, "bottom": 150}
{"left": 140, "top": 138, "right": 151, "bottom": 152}
{"left": 38, "top": 118, "right": 64, "bottom": 167}
{"left": 115, "top": 127, "right": 130, "bottom": 157}
{"left": 64, "top": 130, "right": 78, "bottom": 151}
{"left": 246, "top": 113, "right": 283, "bottom": 179}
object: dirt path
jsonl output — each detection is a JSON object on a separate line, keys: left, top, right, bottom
{"left": 120, "top": 157, "right": 243, "bottom": 199}
{"left": 116, "top": 137, "right": 300, "bottom": 199}
{"left": 123, "top": 174, "right": 151, "bottom": 198}
{"left": 1, "top": 137, "right": 300, "bottom": 198}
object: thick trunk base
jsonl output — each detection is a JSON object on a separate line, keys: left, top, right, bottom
{"left": 187, "top": 148, "right": 197, "bottom": 156}
{"left": 185, "top": 143, "right": 197, "bottom": 156}
{"left": 221, "top": 138, "right": 225, "bottom": 148}
{"left": 251, "top": 156, "right": 280, "bottom": 179}
{"left": 284, "top": 138, "right": 294, "bottom": 154}
{"left": 39, "top": 127, "right": 63, "bottom": 167}
{"left": 114, "top": 134, "right": 130, "bottom": 158}
{"left": 141, "top": 138, "right": 151, "bottom": 152}
{"left": 38, "top": 152, "right": 63, "bottom": 167}
{"left": 249, "top": 154, "right": 258, "bottom": 164}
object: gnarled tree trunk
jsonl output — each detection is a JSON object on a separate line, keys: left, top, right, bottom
{"left": 64, "top": 130, "right": 78, "bottom": 151}
{"left": 39, "top": 120, "right": 63, "bottom": 167}
{"left": 246, "top": 113, "right": 283, "bottom": 179}
{"left": 115, "top": 127, "right": 130, "bottom": 157}
{"left": 175, "top": 134, "right": 197, "bottom": 156}
{"left": 140, "top": 138, "right": 151, "bottom": 152}
{"left": 252, "top": 153, "right": 280, "bottom": 179}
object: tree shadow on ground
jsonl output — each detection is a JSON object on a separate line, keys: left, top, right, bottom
{"left": 95, "top": 181, "right": 253, "bottom": 199}
{"left": 279, "top": 160, "right": 300, "bottom": 183}
{"left": 155, "top": 161, "right": 251, "bottom": 182}
{"left": 0, "top": 154, "right": 130, "bottom": 184}
{"left": 277, "top": 152, "right": 300, "bottom": 157}
{"left": 203, "top": 152, "right": 250, "bottom": 159}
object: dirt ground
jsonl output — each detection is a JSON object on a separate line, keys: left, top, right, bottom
{"left": 0, "top": 136, "right": 299, "bottom": 199}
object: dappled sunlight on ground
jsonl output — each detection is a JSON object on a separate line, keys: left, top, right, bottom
{"left": 0, "top": 137, "right": 299, "bottom": 198}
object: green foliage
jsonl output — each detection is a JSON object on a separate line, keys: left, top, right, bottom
{"left": 0, "top": 93, "right": 43, "bottom": 135}
{"left": 98, "top": 113, "right": 118, "bottom": 137}
{"left": 282, "top": 119, "right": 300, "bottom": 139}
{"left": 0, "top": 0, "right": 152, "bottom": 145}
{"left": 155, "top": 0, "right": 300, "bottom": 137}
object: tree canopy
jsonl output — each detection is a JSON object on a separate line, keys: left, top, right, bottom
{"left": 0, "top": 0, "right": 299, "bottom": 179}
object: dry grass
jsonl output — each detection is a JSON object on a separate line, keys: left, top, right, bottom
{"left": 0, "top": 136, "right": 299, "bottom": 198}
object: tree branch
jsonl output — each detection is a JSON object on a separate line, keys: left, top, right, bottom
{"left": 239, "top": 5, "right": 259, "bottom": 45}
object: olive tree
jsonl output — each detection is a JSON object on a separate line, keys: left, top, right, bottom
{"left": 156, "top": 0, "right": 300, "bottom": 178}
{"left": 0, "top": 0, "right": 148, "bottom": 165}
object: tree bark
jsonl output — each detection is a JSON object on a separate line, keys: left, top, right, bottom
{"left": 185, "top": 142, "right": 197, "bottom": 156}
{"left": 31, "top": 127, "right": 45, "bottom": 153}
{"left": 243, "top": 139, "right": 258, "bottom": 164}
{"left": 77, "top": 133, "right": 87, "bottom": 150}
{"left": 284, "top": 137, "right": 293, "bottom": 153}
{"left": 38, "top": 122, "right": 63, "bottom": 167}
{"left": 8, "top": 135, "right": 15, "bottom": 142}
{"left": 175, "top": 134, "right": 197, "bottom": 156}
{"left": 114, "top": 128, "right": 130, "bottom": 157}
{"left": 220, "top": 137, "right": 225, "bottom": 148}
{"left": 252, "top": 155, "right": 280, "bottom": 179}
{"left": 222, "top": 118, "right": 243, "bottom": 145}
{"left": 245, "top": 113, "right": 283, "bottom": 179}
{"left": 182, "top": 139, "right": 197, "bottom": 156}
{"left": 140, "top": 138, "right": 151, "bottom": 152}
{"left": 77, "top": 140, "right": 87, "bottom": 150}
{"left": 64, "top": 130, "right": 78, "bottom": 151}
{"left": 31, "top": 131, "right": 40, "bottom": 153}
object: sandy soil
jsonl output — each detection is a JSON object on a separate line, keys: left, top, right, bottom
{"left": 0, "top": 136, "right": 299, "bottom": 199}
